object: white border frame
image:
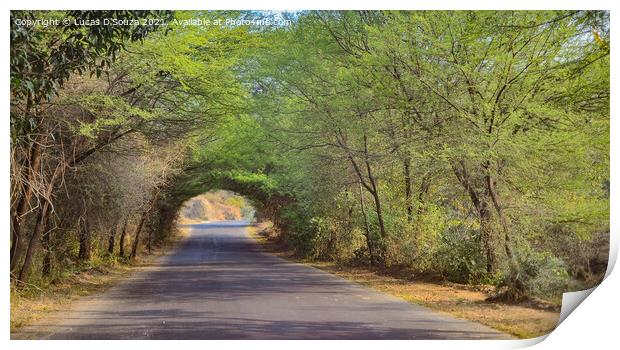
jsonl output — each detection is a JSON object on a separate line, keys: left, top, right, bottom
{"left": 2, "top": 2, "right": 616, "bottom": 349}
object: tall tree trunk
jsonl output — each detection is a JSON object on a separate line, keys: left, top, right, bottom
{"left": 147, "top": 217, "right": 153, "bottom": 254}
{"left": 452, "top": 160, "right": 498, "bottom": 274}
{"left": 129, "top": 209, "right": 149, "bottom": 260}
{"left": 107, "top": 220, "right": 118, "bottom": 255}
{"left": 157, "top": 205, "right": 175, "bottom": 239}
{"left": 130, "top": 190, "right": 160, "bottom": 260}
{"left": 361, "top": 134, "right": 387, "bottom": 241}
{"left": 404, "top": 157, "right": 413, "bottom": 223}
{"left": 16, "top": 162, "right": 62, "bottom": 285}
{"left": 10, "top": 134, "right": 44, "bottom": 276}
{"left": 416, "top": 175, "right": 430, "bottom": 217}
{"left": 369, "top": 187, "right": 387, "bottom": 239}
{"left": 42, "top": 214, "right": 54, "bottom": 276}
{"left": 484, "top": 171, "right": 514, "bottom": 261}
{"left": 414, "top": 174, "right": 431, "bottom": 241}
{"left": 78, "top": 218, "right": 91, "bottom": 262}
{"left": 479, "top": 207, "right": 497, "bottom": 274}
{"left": 365, "top": 174, "right": 386, "bottom": 240}
{"left": 17, "top": 201, "right": 50, "bottom": 284}
{"left": 118, "top": 218, "right": 129, "bottom": 257}
{"left": 336, "top": 130, "right": 388, "bottom": 246}
{"left": 485, "top": 170, "right": 525, "bottom": 297}
{"left": 358, "top": 181, "right": 374, "bottom": 265}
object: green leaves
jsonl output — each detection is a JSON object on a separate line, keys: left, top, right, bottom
{"left": 237, "top": 10, "right": 609, "bottom": 294}
{"left": 61, "top": 93, "right": 153, "bottom": 138}
{"left": 10, "top": 10, "right": 172, "bottom": 139}
{"left": 10, "top": 10, "right": 608, "bottom": 298}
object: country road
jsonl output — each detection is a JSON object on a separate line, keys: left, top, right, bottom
{"left": 13, "top": 221, "right": 511, "bottom": 340}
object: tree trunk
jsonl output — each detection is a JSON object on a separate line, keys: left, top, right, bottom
{"left": 130, "top": 190, "right": 160, "bottom": 260}
{"left": 107, "top": 220, "right": 118, "bottom": 255}
{"left": 337, "top": 130, "right": 388, "bottom": 251}
{"left": 118, "top": 218, "right": 129, "bottom": 257}
{"left": 485, "top": 171, "right": 525, "bottom": 298}
{"left": 147, "top": 218, "right": 153, "bottom": 254}
{"left": 479, "top": 206, "right": 497, "bottom": 274}
{"left": 413, "top": 174, "right": 431, "bottom": 241}
{"left": 452, "top": 160, "right": 498, "bottom": 274}
{"left": 17, "top": 200, "right": 50, "bottom": 284}
{"left": 16, "top": 161, "right": 62, "bottom": 285}
{"left": 361, "top": 134, "right": 387, "bottom": 241}
{"left": 369, "top": 188, "right": 387, "bottom": 239}
{"left": 358, "top": 181, "right": 374, "bottom": 265}
{"left": 157, "top": 205, "right": 175, "bottom": 239}
{"left": 78, "top": 218, "right": 91, "bottom": 262}
{"left": 129, "top": 209, "right": 149, "bottom": 260}
{"left": 365, "top": 166, "right": 387, "bottom": 240}
{"left": 484, "top": 171, "right": 514, "bottom": 261}
{"left": 10, "top": 135, "right": 44, "bottom": 276}
{"left": 417, "top": 175, "right": 430, "bottom": 216}
{"left": 42, "top": 214, "right": 54, "bottom": 276}
{"left": 404, "top": 157, "right": 413, "bottom": 223}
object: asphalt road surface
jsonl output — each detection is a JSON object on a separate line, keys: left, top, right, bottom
{"left": 13, "top": 221, "right": 510, "bottom": 340}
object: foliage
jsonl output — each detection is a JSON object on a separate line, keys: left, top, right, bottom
{"left": 9, "top": 10, "right": 609, "bottom": 305}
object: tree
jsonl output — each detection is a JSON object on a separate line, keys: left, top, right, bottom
{"left": 10, "top": 10, "right": 172, "bottom": 281}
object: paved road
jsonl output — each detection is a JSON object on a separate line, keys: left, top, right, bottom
{"left": 13, "top": 221, "right": 510, "bottom": 340}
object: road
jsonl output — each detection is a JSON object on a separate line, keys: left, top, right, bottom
{"left": 13, "top": 221, "right": 510, "bottom": 340}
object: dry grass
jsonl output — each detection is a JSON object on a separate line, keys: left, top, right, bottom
{"left": 248, "top": 224, "right": 561, "bottom": 339}
{"left": 10, "top": 229, "right": 187, "bottom": 333}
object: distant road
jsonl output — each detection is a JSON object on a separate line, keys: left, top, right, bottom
{"left": 13, "top": 221, "right": 510, "bottom": 339}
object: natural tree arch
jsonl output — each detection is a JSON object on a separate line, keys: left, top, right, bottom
{"left": 9, "top": 10, "right": 609, "bottom": 305}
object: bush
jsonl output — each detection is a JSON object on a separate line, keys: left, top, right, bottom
{"left": 279, "top": 205, "right": 318, "bottom": 257}
{"left": 433, "top": 225, "right": 488, "bottom": 284}
{"left": 518, "top": 251, "right": 571, "bottom": 300}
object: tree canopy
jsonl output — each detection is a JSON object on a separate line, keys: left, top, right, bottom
{"left": 10, "top": 10, "right": 609, "bottom": 303}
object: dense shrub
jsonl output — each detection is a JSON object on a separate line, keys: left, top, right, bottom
{"left": 432, "top": 225, "right": 489, "bottom": 284}
{"left": 517, "top": 251, "right": 571, "bottom": 301}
